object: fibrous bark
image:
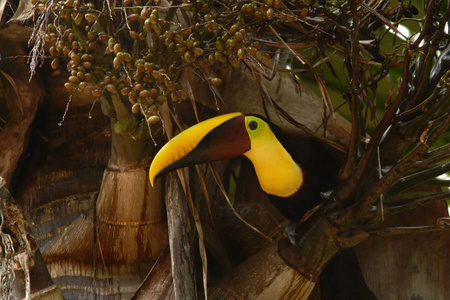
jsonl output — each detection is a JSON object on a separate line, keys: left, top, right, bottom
{"left": 1, "top": 177, "right": 64, "bottom": 300}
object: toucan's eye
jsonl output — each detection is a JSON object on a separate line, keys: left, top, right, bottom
{"left": 248, "top": 121, "right": 258, "bottom": 130}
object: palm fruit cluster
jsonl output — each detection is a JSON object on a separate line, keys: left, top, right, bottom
{"left": 33, "top": 0, "right": 345, "bottom": 137}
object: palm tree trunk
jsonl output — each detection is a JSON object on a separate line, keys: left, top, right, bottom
{"left": 95, "top": 126, "right": 168, "bottom": 263}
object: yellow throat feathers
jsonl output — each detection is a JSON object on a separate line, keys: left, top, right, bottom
{"left": 243, "top": 116, "right": 303, "bottom": 198}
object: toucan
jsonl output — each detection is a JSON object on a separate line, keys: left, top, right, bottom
{"left": 149, "top": 112, "right": 341, "bottom": 220}
{"left": 149, "top": 112, "right": 377, "bottom": 299}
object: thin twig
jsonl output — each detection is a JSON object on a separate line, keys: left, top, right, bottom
{"left": 208, "top": 164, "right": 273, "bottom": 242}
{"left": 409, "top": 7, "right": 450, "bottom": 108}
{"left": 397, "top": 71, "right": 449, "bottom": 120}
{"left": 267, "top": 24, "right": 334, "bottom": 117}
{"left": 360, "top": 2, "right": 409, "bottom": 41}
{"left": 422, "top": 144, "right": 450, "bottom": 161}
{"left": 377, "top": 146, "right": 385, "bottom": 221}
{"left": 368, "top": 223, "right": 450, "bottom": 237}
{"left": 411, "top": 0, "right": 442, "bottom": 48}
{"left": 387, "top": 162, "right": 450, "bottom": 196}
{"left": 194, "top": 165, "right": 213, "bottom": 221}
{"left": 382, "top": 190, "right": 450, "bottom": 214}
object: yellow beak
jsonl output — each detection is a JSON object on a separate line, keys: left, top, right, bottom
{"left": 149, "top": 112, "right": 250, "bottom": 186}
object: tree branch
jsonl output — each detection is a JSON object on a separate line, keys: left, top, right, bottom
{"left": 422, "top": 144, "right": 450, "bottom": 161}
{"left": 409, "top": 4, "right": 450, "bottom": 107}
{"left": 386, "top": 162, "right": 450, "bottom": 197}
{"left": 368, "top": 219, "right": 450, "bottom": 237}
{"left": 165, "top": 173, "right": 198, "bottom": 300}
{"left": 333, "top": 53, "right": 413, "bottom": 203}
{"left": 397, "top": 71, "right": 449, "bottom": 120}
{"left": 339, "top": 0, "right": 363, "bottom": 180}
{"left": 382, "top": 191, "right": 450, "bottom": 215}
{"left": 348, "top": 114, "right": 450, "bottom": 223}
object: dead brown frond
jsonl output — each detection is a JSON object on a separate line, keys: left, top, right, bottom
{"left": 0, "top": 69, "right": 22, "bottom": 114}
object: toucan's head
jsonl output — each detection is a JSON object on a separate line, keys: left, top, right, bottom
{"left": 149, "top": 112, "right": 303, "bottom": 198}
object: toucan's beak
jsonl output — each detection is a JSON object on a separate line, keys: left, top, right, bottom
{"left": 149, "top": 112, "right": 250, "bottom": 186}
